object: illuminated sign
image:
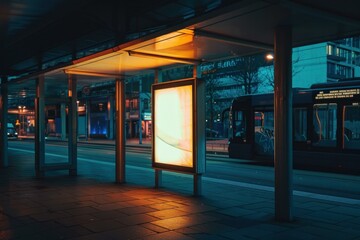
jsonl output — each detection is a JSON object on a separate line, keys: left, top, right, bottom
{"left": 315, "top": 88, "right": 360, "bottom": 100}
{"left": 152, "top": 78, "right": 205, "bottom": 174}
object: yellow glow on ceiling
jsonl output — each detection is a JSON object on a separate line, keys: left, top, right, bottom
{"left": 155, "top": 29, "right": 194, "bottom": 50}
{"left": 64, "top": 28, "right": 198, "bottom": 76}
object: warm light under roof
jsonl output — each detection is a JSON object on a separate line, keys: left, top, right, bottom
{"left": 155, "top": 29, "right": 194, "bottom": 50}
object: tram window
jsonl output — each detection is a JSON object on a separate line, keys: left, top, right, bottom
{"left": 294, "top": 108, "right": 307, "bottom": 142}
{"left": 313, "top": 103, "right": 337, "bottom": 147}
{"left": 234, "top": 111, "right": 246, "bottom": 141}
{"left": 343, "top": 104, "right": 360, "bottom": 150}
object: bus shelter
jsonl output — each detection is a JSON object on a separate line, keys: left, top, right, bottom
{"left": 1, "top": 1, "right": 360, "bottom": 222}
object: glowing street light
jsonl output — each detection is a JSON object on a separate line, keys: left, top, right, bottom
{"left": 266, "top": 53, "right": 274, "bottom": 60}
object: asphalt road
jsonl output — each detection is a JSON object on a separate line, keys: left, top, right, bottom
{"left": 7, "top": 140, "right": 360, "bottom": 201}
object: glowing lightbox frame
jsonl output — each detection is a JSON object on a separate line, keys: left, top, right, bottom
{"left": 152, "top": 78, "right": 205, "bottom": 174}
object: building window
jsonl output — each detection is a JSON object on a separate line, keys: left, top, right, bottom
{"left": 353, "top": 37, "right": 360, "bottom": 48}
{"left": 327, "top": 44, "right": 334, "bottom": 55}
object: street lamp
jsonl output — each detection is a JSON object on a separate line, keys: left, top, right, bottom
{"left": 18, "top": 106, "right": 26, "bottom": 135}
{"left": 266, "top": 53, "right": 274, "bottom": 60}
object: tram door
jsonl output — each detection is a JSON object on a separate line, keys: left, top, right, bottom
{"left": 343, "top": 104, "right": 360, "bottom": 150}
{"left": 228, "top": 109, "right": 253, "bottom": 159}
{"left": 312, "top": 103, "right": 337, "bottom": 147}
{"left": 254, "top": 110, "right": 274, "bottom": 156}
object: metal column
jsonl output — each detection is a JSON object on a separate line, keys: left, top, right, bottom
{"left": 60, "top": 103, "right": 66, "bottom": 141}
{"left": 35, "top": 75, "right": 45, "bottom": 178}
{"left": 274, "top": 26, "right": 293, "bottom": 222}
{"left": 86, "top": 100, "right": 91, "bottom": 140}
{"left": 108, "top": 96, "right": 114, "bottom": 140}
{"left": 68, "top": 74, "right": 78, "bottom": 176}
{"left": 154, "top": 69, "right": 162, "bottom": 188}
{"left": 193, "top": 65, "right": 203, "bottom": 196}
{"left": 139, "top": 78, "right": 142, "bottom": 144}
{"left": 0, "top": 76, "right": 8, "bottom": 168}
{"left": 115, "top": 78, "right": 126, "bottom": 183}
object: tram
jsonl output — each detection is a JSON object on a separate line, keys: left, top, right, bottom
{"left": 227, "top": 78, "right": 360, "bottom": 173}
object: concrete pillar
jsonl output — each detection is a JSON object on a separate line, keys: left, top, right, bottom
{"left": 139, "top": 78, "right": 143, "bottom": 144}
{"left": 60, "top": 103, "right": 66, "bottom": 140}
{"left": 274, "top": 26, "right": 293, "bottom": 222}
{"left": 154, "top": 69, "right": 163, "bottom": 83}
{"left": 35, "top": 75, "right": 45, "bottom": 178}
{"left": 68, "top": 74, "right": 78, "bottom": 176}
{"left": 193, "top": 65, "right": 204, "bottom": 196}
{"left": 115, "top": 78, "right": 126, "bottom": 183}
{"left": 0, "top": 76, "right": 8, "bottom": 168}
{"left": 108, "top": 96, "right": 114, "bottom": 139}
{"left": 87, "top": 100, "right": 91, "bottom": 139}
{"left": 154, "top": 69, "right": 162, "bottom": 188}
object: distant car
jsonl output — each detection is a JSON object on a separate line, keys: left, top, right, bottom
{"left": 206, "top": 128, "right": 219, "bottom": 138}
{"left": 7, "top": 123, "right": 18, "bottom": 139}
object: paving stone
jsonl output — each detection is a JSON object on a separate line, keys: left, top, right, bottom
{"left": 148, "top": 203, "right": 177, "bottom": 210}
{"left": 328, "top": 206, "right": 360, "bottom": 217}
{"left": 56, "top": 214, "right": 99, "bottom": 227}
{"left": 91, "top": 202, "right": 129, "bottom": 211}
{"left": 118, "top": 206, "right": 157, "bottom": 215}
{"left": 190, "top": 221, "right": 239, "bottom": 234}
{"left": 147, "top": 208, "right": 188, "bottom": 219}
{"left": 188, "top": 233, "right": 229, "bottom": 240}
{"left": 89, "top": 210, "right": 127, "bottom": 220}
{"left": 103, "top": 225, "right": 156, "bottom": 239}
{"left": 81, "top": 218, "right": 126, "bottom": 232}
{"left": 64, "top": 206, "right": 100, "bottom": 216}
{"left": 298, "top": 225, "right": 359, "bottom": 240}
{"left": 217, "top": 207, "right": 255, "bottom": 217}
{"left": 115, "top": 213, "right": 159, "bottom": 225}
{"left": 151, "top": 214, "right": 217, "bottom": 230}
{"left": 30, "top": 210, "right": 72, "bottom": 222}
{"left": 142, "top": 230, "right": 195, "bottom": 240}
{"left": 305, "top": 210, "right": 355, "bottom": 224}
{"left": 141, "top": 222, "right": 170, "bottom": 233}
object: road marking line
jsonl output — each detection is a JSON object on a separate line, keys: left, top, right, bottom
{"left": 9, "top": 147, "right": 359, "bottom": 205}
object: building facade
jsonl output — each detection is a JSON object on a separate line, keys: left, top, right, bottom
{"left": 292, "top": 37, "right": 360, "bottom": 88}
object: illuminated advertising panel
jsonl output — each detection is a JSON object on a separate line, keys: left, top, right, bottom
{"left": 152, "top": 78, "right": 206, "bottom": 174}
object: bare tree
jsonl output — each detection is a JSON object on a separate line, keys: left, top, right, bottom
{"left": 162, "top": 65, "right": 193, "bottom": 81}
{"left": 204, "top": 74, "right": 221, "bottom": 133}
{"left": 261, "top": 55, "right": 303, "bottom": 90}
{"left": 225, "top": 55, "right": 266, "bottom": 95}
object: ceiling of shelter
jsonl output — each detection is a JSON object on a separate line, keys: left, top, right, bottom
{"left": 1, "top": 0, "right": 360, "bottom": 106}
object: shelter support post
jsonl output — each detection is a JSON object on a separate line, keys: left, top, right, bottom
{"left": 60, "top": 103, "right": 66, "bottom": 140}
{"left": 35, "top": 75, "right": 45, "bottom": 178}
{"left": 108, "top": 96, "right": 114, "bottom": 140}
{"left": 86, "top": 100, "right": 90, "bottom": 140}
{"left": 274, "top": 25, "right": 293, "bottom": 222}
{"left": 68, "top": 74, "right": 78, "bottom": 176}
{"left": 194, "top": 174, "right": 202, "bottom": 196}
{"left": 0, "top": 76, "right": 8, "bottom": 168}
{"left": 154, "top": 69, "right": 162, "bottom": 188}
{"left": 193, "top": 64, "right": 204, "bottom": 196}
{"left": 115, "top": 78, "right": 126, "bottom": 183}
{"left": 139, "top": 78, "right": 142, "bottom": 144}
{"left": 155, "top": 168, "right": 162, "bottom": 189}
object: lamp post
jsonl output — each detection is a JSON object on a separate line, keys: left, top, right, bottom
{"left": 18, "top": 105, "right": 26, "bottom": 135}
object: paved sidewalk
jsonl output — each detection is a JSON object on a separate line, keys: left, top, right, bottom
{"left": 1, "top": 149, "right": 360, "bottom": 239}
